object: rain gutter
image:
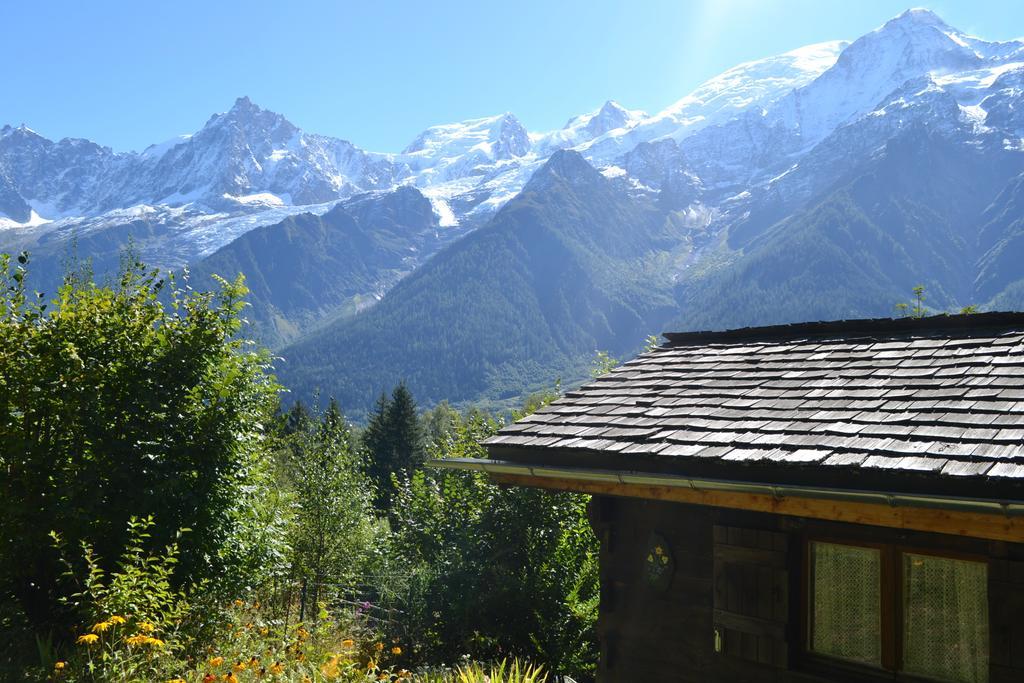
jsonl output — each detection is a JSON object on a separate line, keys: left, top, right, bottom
{"left": 428, "top": 457, "right": 1024, "bottom": 517}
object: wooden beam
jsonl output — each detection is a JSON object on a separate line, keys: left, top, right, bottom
{"left": 490, "top": 472, "right": 1024, "bottom": 544}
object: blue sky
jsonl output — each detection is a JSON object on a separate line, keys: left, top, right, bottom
{"left": 4, "top": 1, "right": 1024, "bottom": 153}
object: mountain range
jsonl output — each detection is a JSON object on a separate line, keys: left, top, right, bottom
{"left": 5, "top": 8, "right": 1024, "bottom": 414}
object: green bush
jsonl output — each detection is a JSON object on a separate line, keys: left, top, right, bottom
{"left": 0, "top": 253, "right": 283, "bottom": 668}
{"left": 391, "top": 408, "right": 598, "bottom": 680}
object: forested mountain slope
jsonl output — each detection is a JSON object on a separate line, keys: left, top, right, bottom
{"left": 278, "top": 151, "right": 691, "bottom": 413}
{"left": 189, "top": 186, "right": 446, "bottom": 347}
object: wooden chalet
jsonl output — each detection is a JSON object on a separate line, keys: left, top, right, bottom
{"left": 436, "top": 313, "right": 1024, "bottom": 683}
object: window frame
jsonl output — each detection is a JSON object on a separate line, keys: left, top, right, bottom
{"left": 800, "top": 535, "right": 989, "bottom": 683}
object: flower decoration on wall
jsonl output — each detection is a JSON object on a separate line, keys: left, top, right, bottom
{"left": 643, "top": 531, "right": 674, "bottom": 591}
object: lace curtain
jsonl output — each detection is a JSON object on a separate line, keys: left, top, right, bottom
{"left": 903, "top": 553, "right": 989, "bottom": 683}
{"left": 811, "top": 542, "right": 882, "bottom": 665}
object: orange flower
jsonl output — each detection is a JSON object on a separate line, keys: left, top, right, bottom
{"left": 203, "top": 675, "right": 217, "bottom": 683}
{"left": 391, "top": 646, "right": 402, "bottom": 655}
{"left": 341, "top": 639, "right": 355, "bottom": 648}
{"left": 209, "top": 656, "right": 225, "bottom": 667}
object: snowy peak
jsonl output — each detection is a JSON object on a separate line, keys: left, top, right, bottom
{"left": 575, "top": 39, "right": 849, "bottom": 167}
{"left": 565, "top": 100, "right": 645, "bottom": 138}
{"left": 890, "top": 7, "right": 951, "bottom": 29}
{"left": 665, "top": 40, "right": 850, "bottom": 123}
{"left": 767, "top": 8, "right": 1024, "bottom": 148}
{"left": 403, "top": 112, "right": 530, "bottom": 160}
{"left": 198, "top": 96, "right": 299, "bottom": 147}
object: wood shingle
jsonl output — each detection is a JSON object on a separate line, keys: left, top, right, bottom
{"left": 484, "top": 313, "right": 1024, "bottom": 494}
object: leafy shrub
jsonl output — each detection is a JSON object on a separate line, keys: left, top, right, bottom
{"left": 45, "top": 517, "right": 190, "bottom": 681}
{"left": 0, "top": 253, "right": 284, "bottom": 666}
{"left": 391, "top": 409, "right": 598, "bottom": 680}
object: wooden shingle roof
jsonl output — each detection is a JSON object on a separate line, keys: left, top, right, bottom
{"left": 484, "top": 312, "right": 1024, "bottom": 498}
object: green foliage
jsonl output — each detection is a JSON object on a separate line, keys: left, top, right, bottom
{"left": 47, "top": 517, "right": 188, "bottom": 682}
{"left": 415, "top": 659, "right": 548, "bottom": 683}
{"left": 589, "top": 350, "right": 619, "bottom": 378}
{"left": 0, "top": 252, "right": 282, "bottom": 664}
{"left": 363, "top": 384, "right": 425, "bottom": 512}
{"left": 420, "top": 401, "right": 460, "bottom": 452}
{"left": 896, "top": 285, "right": 929, "bottom": 318}
{"left": 54, "top": 517, "right": 191, "bottom": 633}
{"left": 391, "top": 408, "right": 599, "bottom": 680}
{"left": 282, "top": 400, "right": 382, "bottom": 593}
{"left": 2, "top": 250, "right": 602, "bottom": 679}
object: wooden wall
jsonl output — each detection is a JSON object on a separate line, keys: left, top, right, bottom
{"left": 587, "top": 496, "right": 1024, "bottom": 683}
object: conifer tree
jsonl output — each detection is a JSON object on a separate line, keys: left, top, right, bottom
{"left": 363, "top": 383, "right": 424, "bottom": 511}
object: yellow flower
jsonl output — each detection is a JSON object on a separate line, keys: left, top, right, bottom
{"left": 124, "top": 634, "right": 163, "bottom": 647}
{"left": 210, "top": 656, "right": 225, "bottom": 667}
{"left": 341, "top": 639, "right": 355, "bottom": 648}
{"left": 233, "top": 599, "right": 245, "bottom": 608}
{"left": 647, "top": 554, "right": 654, "bottom": 563}
{"left": 76, "top": 634, "right": 99, "bottom": 645}
{"left": 321, "top": 656, "right": 340, "bottom": 679}
{"left": 223, "top": 674, "right": 238, "bottom": 683}
{"left": 91, "top": 621, "right": 112, "bottom": 633}
{"left": 661, "top": 555, "right": 669, "bottom": 565}
{"left": 233, "top": 660, "right": 247, "bottom": 672}
{"left": 167, "top": 679, "right": 187, "bottom": 683}
{"left": 391, "top": 646, "right": 402, "bottom": 655}
{"left": 137, "top": 621, "right": 155, "bottom": 633}
{"left": 108, "top": 615, "right": 127, "bottom": 625}
{"left": 54, "top": 661, "right": 66, "bottom": 670}
{"left": 269, "top": 662, "right": 284, "bottom": 675}
{"left": 654, "top": 546, "right": 663, "bottom": 555}
{"left": 259, "top": 627, "right": 269, "bottom": 636}
{"left": 374, "top": 642, "right": 384, "bottom": 652}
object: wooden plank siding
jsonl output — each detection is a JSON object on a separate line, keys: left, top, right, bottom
{"left": 589, "top": 495, "right": 1024, "bottom": 683}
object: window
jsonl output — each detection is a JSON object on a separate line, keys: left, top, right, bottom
{"left": 902, "top": 553, "right": 989, "bottom": 683}
{"left": 808, "top": 541, "right": 989, "bottom": 683}
{"left": 810, "top": 542, "right": 881, "bottom": 666}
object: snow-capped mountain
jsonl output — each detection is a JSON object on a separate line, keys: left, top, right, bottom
{"left": 3, "top": 8, "right": 1024, "bottom": 283}
{"left": 0, "top": 97, "right": 406, "bottom": 224}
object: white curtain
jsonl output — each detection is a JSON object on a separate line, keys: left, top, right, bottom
{"left": 902, "top": 553, "right": 988, "bottom": 683}
{"left": 811, "top": 542, "right": 882, "bottom": 665}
